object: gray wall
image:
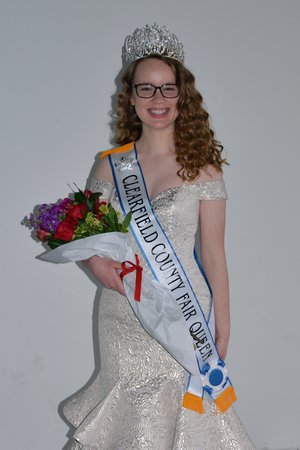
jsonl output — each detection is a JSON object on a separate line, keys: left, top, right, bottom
{"left": 1, "top": 1, "right": 299, "bottom": 449}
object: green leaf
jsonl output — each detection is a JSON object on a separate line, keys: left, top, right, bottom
{"left": 47, "top": 238, "right": 68, "bottom": 249}
{"left": 86, "top": 198, "right": 93, "bottom": 212}
{"left": 110, "top": 205, "right": 119, "bottom": 228}
{"left": 90, "top": 192, "right": 102, "bottom": 202}
{"left": 121, "top": 211, "right": 132, "bottom": 231}
{"left": 74, "top": 191, "right": 85, "bottom": 203}
{"left": 104, "top": 214, "right": 116, "bottom": 231}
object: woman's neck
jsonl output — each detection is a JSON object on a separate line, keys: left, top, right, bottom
{"left": 136, "top": 128, "right": 175, "bottom": 156}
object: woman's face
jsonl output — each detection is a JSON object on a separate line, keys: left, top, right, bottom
{"left": 130, "top": 58, "right": 179, "bottom": 133}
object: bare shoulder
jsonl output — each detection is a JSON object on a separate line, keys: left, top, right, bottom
{"left": 193, "top": 164, "right": 224, "bottom": 182}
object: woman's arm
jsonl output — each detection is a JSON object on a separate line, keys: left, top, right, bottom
{"left": 83, "top": 256, "right": 125, "bottom": 296}
{"left": 199, "top": 198, "right": 230, "bottom": 360}
{"left": 82, "top": 154, "right": 126, "bottom": 296}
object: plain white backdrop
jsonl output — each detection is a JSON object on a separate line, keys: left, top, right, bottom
{"left": 1, "top": 1, "right": 299, "bottom": 449}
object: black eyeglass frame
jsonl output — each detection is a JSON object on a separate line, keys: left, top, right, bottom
{"left": 133, "top": 83, "right": 180, "bottom": 99}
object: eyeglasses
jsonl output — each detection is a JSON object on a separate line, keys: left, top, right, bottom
{"left": 134, "top": 83, "right": 180, "bottom": 99}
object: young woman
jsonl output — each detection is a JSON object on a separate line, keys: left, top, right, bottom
{"left": 63, "top": 24, "right": 255, "bottom": 450}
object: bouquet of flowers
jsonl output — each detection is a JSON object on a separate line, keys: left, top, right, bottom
{"left": 22, "top": 187, "right": 207, "bottom": 391}
{"left": 22, "top": 187, "right": 131, "bottom": 248}
{"left": 22, "top": 187, "right": 135, "bottom": 264}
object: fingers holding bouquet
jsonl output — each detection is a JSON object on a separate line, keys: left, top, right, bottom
{"left": 84, "top": 256, "right": 126, "bottom": 296}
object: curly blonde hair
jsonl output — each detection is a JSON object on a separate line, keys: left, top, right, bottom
{"left": 115, "top": 55, "right": 228, "bottom": 180}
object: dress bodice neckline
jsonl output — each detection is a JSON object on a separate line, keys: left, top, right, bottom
{"left": 95, "top": 178, "right": 225, "bottom": 203}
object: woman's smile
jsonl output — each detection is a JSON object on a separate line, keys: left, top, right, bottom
{"left": 147, "top": 107, "right": 170, "bottom": 118}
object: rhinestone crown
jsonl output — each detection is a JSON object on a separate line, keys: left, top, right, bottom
{"left": 124, "top": 23, "right": 184, "bottom": 64}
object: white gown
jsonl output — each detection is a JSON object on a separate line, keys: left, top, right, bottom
{"left": 62, "top": 177, "right": 256, "bottom": 450}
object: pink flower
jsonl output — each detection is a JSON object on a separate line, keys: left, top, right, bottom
{"left": 37, "top": 228, "right": 51, "bottom": 241}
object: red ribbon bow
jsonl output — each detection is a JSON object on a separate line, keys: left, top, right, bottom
{"left": 120, "top": 254, "right": 143, "bottom": 302}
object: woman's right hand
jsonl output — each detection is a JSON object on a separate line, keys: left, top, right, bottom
{"left": 83, "top": 256, "right": 126, "bottom": 296}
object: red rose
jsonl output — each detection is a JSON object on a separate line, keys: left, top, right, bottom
{"left": 37, "top": 228, "right": 51, "bottom": 241}
{"left": 54, "top": 218, "right": 75, "bottom": 241}
{"left": 66, "top": 203, "right": 87, "bottom": 225}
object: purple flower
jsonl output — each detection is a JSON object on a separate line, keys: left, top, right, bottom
{"left": 22, "top": 198, "right": 74, "bottom": 234}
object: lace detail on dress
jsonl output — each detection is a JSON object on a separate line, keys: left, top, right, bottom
{"left": 89, "top": 177, "right": 228, "bottom": 201}
{"left": 88, "top": 178, "right": 114, "bottom": 200}
{"left": 186, "top": 180, "right": 228, "bottom": 200}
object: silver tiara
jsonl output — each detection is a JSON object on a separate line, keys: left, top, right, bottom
{"left": 124, "top": 23, "right": 184, "bottom": 64}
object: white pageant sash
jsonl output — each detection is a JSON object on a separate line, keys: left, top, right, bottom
{"left": 109, "top": 144, "right": 236, "bottom": 414}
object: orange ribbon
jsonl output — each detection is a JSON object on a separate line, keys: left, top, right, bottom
{"left": 120, "top": 254, "right": 143, "bottom": 302}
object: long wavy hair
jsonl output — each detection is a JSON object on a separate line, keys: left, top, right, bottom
{"left": 115, "top": 55, "right": 228, "bottom": 180}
